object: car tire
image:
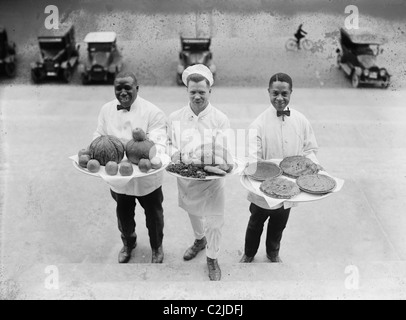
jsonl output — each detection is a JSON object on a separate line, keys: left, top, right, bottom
{"left": 4, "top": 62, "right": 16, "bottom": 77}
{"left": 337, "top": 53, "right": 342, "bottom": 69}
{"left": 31, "top": 69, "right": 44, "bottom": 84}
{"left": 351, "top": 71, "right": 360, "bottom": 88}
{"left": 81, "top": 74, "right": 90, "bottom": 85}
{"left": 108, "top": 72, "right": 116, "bottom": 84}
{"left": 176, "top": 73, "right": 183, "bottom": 86}
{"left": 62, "top": 67, "right": 73, "bottom": 83}
{"left": 383, "top": 78, "right": 390, "bottom": 89}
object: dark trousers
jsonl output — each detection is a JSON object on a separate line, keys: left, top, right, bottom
{"left": 110, "top": 187, "right": 164, "bottom": 250}
{"left": 244, "top": 203, "right": 291, "bottom": 258}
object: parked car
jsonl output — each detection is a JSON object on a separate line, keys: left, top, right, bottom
{"left": 0, "top": 25, "right": 17, "bottom": 77}
{"left": 79, "top": 32, "right": 123, "bottom": 84}
{"left": 336, "top": 27, "right": 390, "bottom": 88}
{"left": 176, "top": 37, "right": 216, "bottom": 85}
{"left": 30, "top": 26, "right": 80, "bottom": 83}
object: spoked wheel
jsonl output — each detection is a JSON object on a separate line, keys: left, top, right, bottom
{"left": 176, "top": 73, "right": 184, "bottom": 86}
{"left": 285, "top": 38, "right": 298, "bottom": 51}
{"left": 62, "top": 67, "right": 73, "bottom": 83}
{"left": 301, "top": 39, "right": 313, "bottom": 51}
{"left": 351, "top": 71, "right": 360, "bottom": 88}
{"left": 383, "top": 77, "right": 390, "bottom": 89}
{"left": 81, "top": 73, "right": 90, "bottom": 85}
{"left": 31, "top": 69, "right": 45, "bottom": 83}
{"left": 4, "top": 62, "right": 16, "bottom": 77}
{"left": 337, "top": 53, "right": 342, "bottom": 69}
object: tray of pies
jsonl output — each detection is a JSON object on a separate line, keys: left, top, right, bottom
{"left": 259, "top": 177, "right": 301, "bottom": 199}
{"left": 279, "top": 155, "right": 320, "bottom": 178}
{"left": 240, "top": 158, "right": 344, "bottom": 208}
{"left": 296, "top": 174, "right": 337, "bottom": 194}
{"left": 244, "top": 161, "right": 282, "bottom": 181}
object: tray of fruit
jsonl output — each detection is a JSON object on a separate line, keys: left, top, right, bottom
{"left": 70, "top": 130, "right": 170, "bottom": 180}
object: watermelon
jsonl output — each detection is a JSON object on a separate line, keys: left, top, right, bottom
{"left": 89, "top": 135, "right": 125, "bottom": 166}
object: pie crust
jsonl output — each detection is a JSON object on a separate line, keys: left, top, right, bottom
{"left": 259, "top": 177, "right": 301, "bottom": 199}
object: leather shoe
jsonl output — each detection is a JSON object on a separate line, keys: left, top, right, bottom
{"left": 207, "top": 258, "right": 221, "bottom": 281}
{"left": 267, "top": 254, "right": 283, "bottom": 263}
{"left": 118, "top": 242, "right": 137, "bottom": 264}
{"left": 183, "top": 237, "right": 207, "bottom": 261}
{"left": 239, "top": 255, "right": 254, "bottom": 263}
{"left": 151, "top": 246, "right": 164, "bottom": 263}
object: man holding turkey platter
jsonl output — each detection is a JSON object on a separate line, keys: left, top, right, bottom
{"left": 167, "top": 64, "right": 234, "bottom": 281}
{"left": 89, "top": 71, "right": 168, "bottom": 264}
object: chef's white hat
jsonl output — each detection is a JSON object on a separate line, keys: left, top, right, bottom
{"left": 182, "top": 64, "right": 214, "bottom": 87}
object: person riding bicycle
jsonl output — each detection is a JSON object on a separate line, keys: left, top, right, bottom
{"left": 294, "top": 24, "right": 307, "bottom": 49}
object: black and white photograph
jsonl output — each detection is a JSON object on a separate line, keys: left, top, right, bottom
{"left": 1, "top": 0, "right": 406, "bottom": 304}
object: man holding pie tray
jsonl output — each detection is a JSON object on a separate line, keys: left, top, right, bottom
{"left": 240, "top": 72, "right": 321, "bottom": 264}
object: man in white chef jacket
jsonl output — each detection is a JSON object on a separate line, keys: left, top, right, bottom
{"left": 167, "top": 65, "right": 230, "bottom": 281}
{"left": 94, "top": 71, "right": 167, "bottom": 264}
{"left": 240, "top": 72, "right": 320, "bottom": 263}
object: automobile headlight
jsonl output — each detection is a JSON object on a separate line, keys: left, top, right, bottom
{"left": 54, "top": 63, "right": 59, "bottom": 68}
{"left": 363, "top": 69, "right": 369, "bottom": 76}
{"left": 379, "top": 69, "right": 386, "bottom": 77}
{"left": 177, "top": 65, "right": 185, "bottom": 74}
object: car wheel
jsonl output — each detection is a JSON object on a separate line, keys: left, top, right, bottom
{"left": 337, "top": 53, "right": 342, "bottom": 69}
{"left": 107, "top": 72, "right": 116, "bottom": 84}
{"left": 81, "top": 74, "right": 89, "bottom": 85}
{"left": 62, "top": 67, "right": 73, "bottom": 83}
{"left": 4, "top": 62, "right": 16, "bottom": 77}
{"left": 351, "top": 72, "right": 360, "bottom": 88}
{"left": 176, "top": 73, "right": 184, "bottom": 86}
{"left": 31, "top": 69, "right": 44, "bottom": 83}
{"left": 383, "top": 78, "right": 390, "bottom": 89}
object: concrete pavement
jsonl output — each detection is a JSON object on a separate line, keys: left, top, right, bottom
{"left": 1, "top": 84, "right": 406, "bottom": 299}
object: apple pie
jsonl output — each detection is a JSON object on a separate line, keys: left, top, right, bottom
{"left": 244, "top": 161, "right": 282, "bottom": 181}
{"left": 279, "top": 156, "right": 319, "bottom": 178}
{"left": 296, "top": 174, "right": 336, "bottom": 194}
{"left": 259, "top": 177, "right": 301, "bottom": 199}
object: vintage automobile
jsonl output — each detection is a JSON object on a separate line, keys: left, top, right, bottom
{"left": 31, "top": 26, "right": 80, "bottom": 83}
{"left": 79, "top": 32, "right": 123, "bottom": 84}
{"left": 336, "top": 27, "right": 390, "bottom": 88}
{"left": 176, "top": 36, "right": 216, "bottom": 85}
{"left": 0, "top": 26, "right": 17, "bottom": 77}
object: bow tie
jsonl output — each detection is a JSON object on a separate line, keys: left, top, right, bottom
{"left": 117, "top": 105, "right": 131, "bottom": 112}
{"left": 277, "top": 109, "right": 290, "bottom": 117}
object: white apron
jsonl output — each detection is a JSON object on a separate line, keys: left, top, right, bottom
{"left": 177, "top": 178, "right": 225, "bottom": 217}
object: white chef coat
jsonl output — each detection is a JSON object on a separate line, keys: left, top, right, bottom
{"left": 247, "top": 106, "right": 319, "bottom": 210}
{"left": 168, "top": 103, "right": 230, "bottom": 216}
{"left": 93, "top": 96, "right": 167, "bottom": 196}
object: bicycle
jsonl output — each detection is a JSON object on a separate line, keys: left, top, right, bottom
{"left": 285, "top": 37, "right": 313, "bottom": 51}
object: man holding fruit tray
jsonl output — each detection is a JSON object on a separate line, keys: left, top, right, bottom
{"left": 93, "top": 71, "right": 167, "bottom": 264}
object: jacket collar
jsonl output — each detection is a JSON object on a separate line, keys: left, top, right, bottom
{"left": 187, "top": 102, "right": 213, "bottom": 119}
